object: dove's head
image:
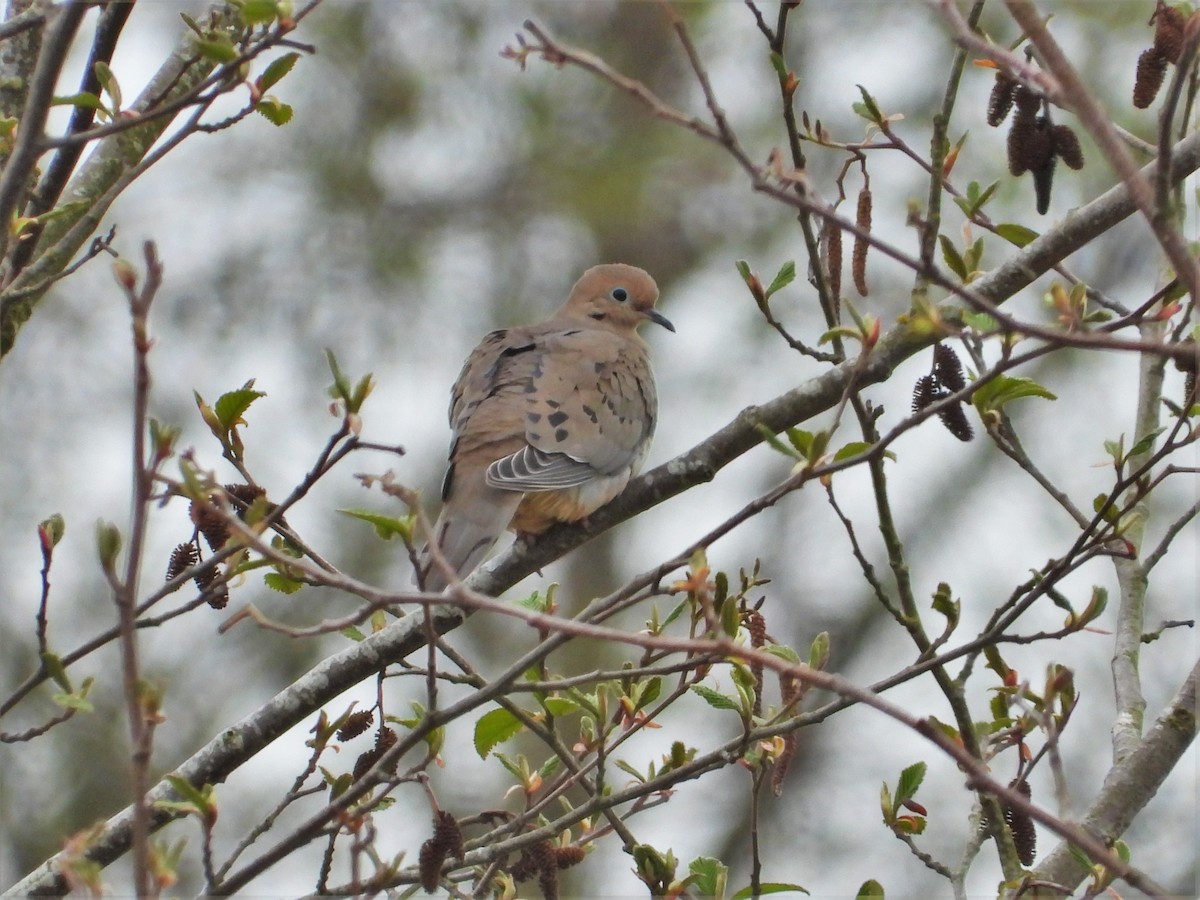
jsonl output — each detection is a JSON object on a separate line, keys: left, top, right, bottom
{"left": 560, "top": 263, "right": 674, "bottom": 335}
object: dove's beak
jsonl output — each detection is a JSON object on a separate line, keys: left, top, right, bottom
{"left": 644, "top": 309, "right": 675, "bottom": 333}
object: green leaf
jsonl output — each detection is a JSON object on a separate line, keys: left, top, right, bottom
{"left": 195, "top": 34, "right": 240, "bottom": 64}
{"left": 257, "top": 51, "right": 301, "bottom": 93}
{"left": 833, "top": 440, "right": 872, "bottom": 462}
{"left": 40, "top": 652, "right": 72, "bottom": 692}
{"left": 961, "top": 311, "right": 999, "bottom": 333}
{"left": 631, "top": 676, "right": 662, "bottom": 712}
{"left": 939, "top": 235, "right": 968, "bottom": 281}
{"left": 1077, "top": 586, "right": 1108, "bottom": 626}
{"left": 93, "top": 61, "right": 121, "bottom": 112}
{"left": 687, "top": 857, "right": 728, "bottom": 898}
{"left": 994, "top": 223, "right": 1039, "bottom": 247}
{"left": 50, "top": 92, "right": 107, "bottom": 113}
{"left": 972, "top": 375, "right": 1057, "bottom": 415}
{"left": 38, "top": 513, "right": 65, "bottom": 549}
{"left": 338, "top": 508, "right": 413, "bottom": 541}
{"left": 659, "top": 597, "right": 688, "bottom": 632}
{"left": 854, "top": 84, "right": 882, "bottom": 123}
{"left": 263, "top": 572, "right": 304, "bottom": 594}
{"left": 856, "top": 879, "right": 885, "bottom": 899}
{"left": 931, "top": 582, "right": 959, "bottom": 628}
{"left": 615, "top": 758, "right": 646, "bottom": 782}
{"left": 95, "top": 519, "right": 122, "bottom": 572}
{"left": 52, "top": 688, "right": 93, "bottom": 712}
{"left": 768, "top": 52, "right": 787, "bottom": 79}
{"left": 732, "top": 884, "right": 810, "bottom": 900}
{"left": 473, "top": 707, "right": 524, "bottom": 758}
{"left": 1127, "top": 427, "right": 1165, "bottom": 460}
{"left": 762, "top": 643, "right": 800, "bottom": 664}
{"left": 341, "top": 626, "right": 366, "bottom": 642}
{"left": 964, "top": 237, "right": 984, "bottom": 275}
{"left": 894, "top": 761, "right": 926, "bottom": 808}
{"left": 255, "top": 97, "right": 294, "bottom": 126}
{"left": 807, "top": 631, "right": 830, "bottom": 671}
{"left": 766, "top": 260, "right": 796, "bottom": 298}
{"left": 213, "top": 384, "right": 266, "bottom": 431}
{"left": 164, "top": 775, "right": 212, "bottom": 810}
{"left": 237, "top": 0, "right": 280, "bottom": 25}
{"left": 755, "top": 423, "right": 802, "bottom": 460}
{"left": 540, "top": 696, "right": 579, "bottom": 717}
{"left": 1092, "top": 493, "right": 1119, "bottom": 524}
{"left": 691, "top": 684, "right": 739, "bottom": 711}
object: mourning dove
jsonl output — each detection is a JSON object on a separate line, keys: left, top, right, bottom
{"left": 417, "top": 263, "right": 673, "bottom": 591}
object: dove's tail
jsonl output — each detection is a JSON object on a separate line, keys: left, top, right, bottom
{"left": 415, "top": 478, "right": 522, "bottom": 592}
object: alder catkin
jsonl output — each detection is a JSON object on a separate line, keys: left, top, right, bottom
{"left": 1154, "top": 1, "right": 1186, "bottom": 63}
{"left": 912, "top": 374, "right": 938, "bottom": 413}
{"left": 166, "top": 542, "right": 199, "bottom": 581}
{"left": 987, "top": 72, "right": 1018, "bottom": 127}
{"left": 417, "top": 811, "right": 464, "bottom": 893}
{"left": 1050, "top": 124, "right": 1084, "bottom": 170}
{"left": 932, "top": 343, "right": 967, "bottom": 392}
{"left": 823, "top": 217, "right": 842, "bottom": 305}
{"left": 1134, "top": 48, "right": 1169, "bottom": 108}
{"left": 1004, "top": 779, "right": 1037, "bottom": 866}
{"left": 336, "top": 710, "right": 375, "bottom": 741}
{"left": 938, "top": 402, "right": 975, "bottom": 442}
{"left": 852, "top": 186, "right": 872, "bottom": 297}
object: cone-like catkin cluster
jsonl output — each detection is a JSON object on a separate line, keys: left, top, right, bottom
{"left": 418, "top": 810, "right": 465, "bottom": 893}
{"left": 173, "top": 483, "right": 271, "bottom": 609}
{"left": 1003, "top": 779, "right": 1037, "bottom": 866}
{"left": 911, "top": 344, "right": 974, "bottom": 441}
{"left": 990, "top": 80, "right": 1084, "bottom": 215}
{"left": 510, "top": 838, "right": 586, "bottom": 900}
{"left": 1134, "top": 1, "right": 1186, "bottom": 108}
{"left": 336, "top": 710, "right": 375, "bottom": 742}
{"left": 351, "top": 727, "right": 398, "bottom": 782}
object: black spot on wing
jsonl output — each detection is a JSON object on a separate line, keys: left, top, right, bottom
{"left": 547, "top": 411, "right": 568, "bottom": 427}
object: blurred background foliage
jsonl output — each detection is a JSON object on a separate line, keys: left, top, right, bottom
{"left": 0, "top": 1, "right": 1195, "bottom": 895}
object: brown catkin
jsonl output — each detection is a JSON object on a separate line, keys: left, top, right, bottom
{"left": 1134, "top": 47, "right": 1169, "bottom": 108}
{"left": 823, "top": 218, "right": 842, "bottom": 305}
{"left": 938, "top": 402, "right": 975, "bottom": 442}
{"left": 932, "top": 344, "right": 967, "bottom": 392}
{"left": 511, "top": 840, "right": 556, "bottom": 882}
{"left": 746, "top": 608, "right": 767, "bottom": 717}
{"left": 1050, "top": 124, "right": 1084, "bottom": 170}
{"left": 1013, "top": 84, "right": 1041, "bottom": 117}
{"left": 1154, "top": 1, "right": 1186, "bottom": 63}
{"left": 912, "top": 374, "right": 938, "bottom": 413}
{"left": 417, "top": 811, "right": 463, "bottom": 893}
{"left": 1004, "top": 779, "right": 1037, "bottom": 866}
{"left": 336, "top": 710, "right": 375, "bottom": 741}
{"left": 166, "top": 543, "right": 199, "bottom": 581}
{"left": 190, "top": 500, "right": 229, "bottom": 553}
{"left": 1008, "top": 112, "right": 1055, "bottom": 178}
{"left": 852, "top": 187, "right": 872, "bottom": 296}
{"left": 555, "top": 846, "right": 586, "bottom": 870}
{"left": 191, "top": 562, "right": 228, "bottom": 610}
{"left": 351, "top": 727, "right": 398, "bottom": 782}
{"left": 224, "top": 482, "right": 266, "bottom": 509}
{"left": 538, "top": 865, "right": 560, "bottom": 900}
{"left": 987, "top": 72, "right": 1018, "bottom": 126}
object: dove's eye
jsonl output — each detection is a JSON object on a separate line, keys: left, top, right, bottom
{"left": 611, "top": 287, "right": 629, "bottom": 302}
